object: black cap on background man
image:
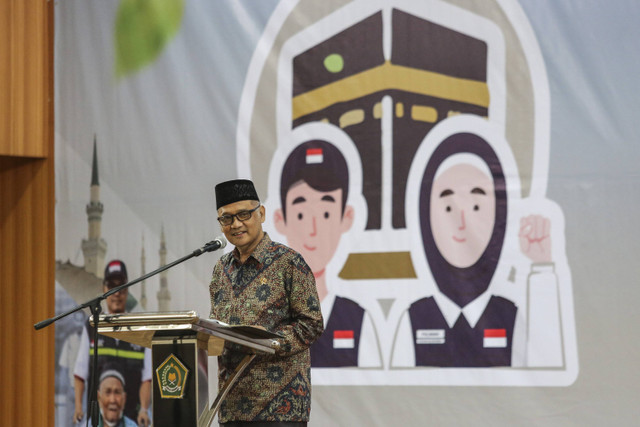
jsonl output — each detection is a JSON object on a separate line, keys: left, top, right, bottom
{"left": 104, "top": 259, "right": 128, "bottom": 286}
{"left": 102, "top": 259, "right": 130, "bottom": 314}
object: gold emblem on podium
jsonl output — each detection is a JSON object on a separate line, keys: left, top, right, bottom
{"left": 156, "top": 354, "right": 189, "bottom": 399}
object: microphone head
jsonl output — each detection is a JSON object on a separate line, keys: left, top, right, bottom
{"left": 215, "top": 235, "right": 227, "bottom": 249}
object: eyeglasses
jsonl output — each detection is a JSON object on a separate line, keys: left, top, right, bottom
{"left": 217, "top": 205, "right": 260, "bottom": 226}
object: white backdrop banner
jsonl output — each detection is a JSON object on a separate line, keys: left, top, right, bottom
{"left": 54, "top": 1, "right": 640, "bottom": 425}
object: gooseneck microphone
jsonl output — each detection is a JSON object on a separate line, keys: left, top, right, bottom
{"left": 194, "top": 235, "right": 227, "bottom": 256}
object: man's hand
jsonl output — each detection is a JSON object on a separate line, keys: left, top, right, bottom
{"left": 519, "top": 214, "right": 552, "bottom": 263}
{"left": 73, "top": 377, "right": 86, "bottom": 424}
{"left": 138, "top": 379, "right": 152, "bottom": 426}
{"left": 138, "top": 408, "right": 151, "bottom": 426}
{"left": 72, "top": 407, "right": 84, "bottom": 424}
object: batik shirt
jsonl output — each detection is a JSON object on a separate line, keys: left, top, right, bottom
{"left": 209, "top": 233, "right": 324, "bottom": 423}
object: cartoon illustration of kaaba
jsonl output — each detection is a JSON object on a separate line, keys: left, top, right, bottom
{"left": 267, "top": 2, "right": 515, "bottom": 279}
{"left": 291, "top": 9, "right": 490, "bottom": 232}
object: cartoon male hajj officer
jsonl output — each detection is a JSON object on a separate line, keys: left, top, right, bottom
{"left": 273, "top": 136, "right": 382, "bottom": 368}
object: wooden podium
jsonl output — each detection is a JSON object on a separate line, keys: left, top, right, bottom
{"left": 93, "top": 311, "right": 280, "bottom": 427}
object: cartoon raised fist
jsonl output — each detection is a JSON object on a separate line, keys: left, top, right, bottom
{"left": 519, "top": 214, "right": 552, "bottom": 263}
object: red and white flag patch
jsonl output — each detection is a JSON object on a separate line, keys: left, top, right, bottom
{"left": 306, "top": 148, "right": 323, "bottom": 164}
{"left": 483, "top": 329, "right": 507, "bottom": 348}
{"left": 333, "top": 330, "right": 354, "bottom": 349}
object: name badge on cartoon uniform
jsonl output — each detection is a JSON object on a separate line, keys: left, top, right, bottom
{"left": 333, "top": 330, "right": 355, "bottom": 349}
{"left": 416, "top": 329, "right": 445, "bottom": 344}
{"left": 483, "top": 329, "right": 507, "bottom": 348}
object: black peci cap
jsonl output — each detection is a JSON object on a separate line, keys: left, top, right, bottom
{"left": 215, "top": 179, "right": 260, "bottom": 210}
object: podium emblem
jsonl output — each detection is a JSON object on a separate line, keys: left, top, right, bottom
{"left": 156, "top": 354, "right": 189, "bottom": 399}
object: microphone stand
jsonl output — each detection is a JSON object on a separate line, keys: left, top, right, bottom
{"left": 34, "top": 238, "right": 225, "bottom": 427}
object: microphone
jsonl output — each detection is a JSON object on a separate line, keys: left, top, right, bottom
{"left": 196, "top": 235, "right": 227, "bottom": 255}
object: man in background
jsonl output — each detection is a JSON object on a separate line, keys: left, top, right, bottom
{"left": 90, "top": 369, "right": 137, "bottom": 427}
{"left": 73, "top": 260, "right": 152, "bottom": 426}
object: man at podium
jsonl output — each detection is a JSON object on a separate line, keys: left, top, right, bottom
{"left": 210, "top": 179, "right": 324, "bottom": 426}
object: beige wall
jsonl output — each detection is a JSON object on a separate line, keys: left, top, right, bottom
{"left": 0, "top": 0, "right": 55, "bottom": 425}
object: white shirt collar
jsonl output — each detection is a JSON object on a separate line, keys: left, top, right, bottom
{"left": 432, "top": 290, "right": 492, "bottom": 328}
{"left": 320, "top": 293, "right": 336, "bottom": 329}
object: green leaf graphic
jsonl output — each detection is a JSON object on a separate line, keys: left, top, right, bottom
{"left": 115, "top": 0, "right": 185, "bottom": 79}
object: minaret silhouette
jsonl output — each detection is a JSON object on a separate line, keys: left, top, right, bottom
{"left": 157, "top": 224, "right": 171, "bottom": 311}
{"left": 140, "top": 234, "right": 148, "bottom": 310}
{"left": 81, "top": 136, "right": 107, "bottom": 278}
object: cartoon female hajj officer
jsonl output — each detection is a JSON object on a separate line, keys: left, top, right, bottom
{"left": 391, "top": 116, "right": 556, "bottom": 368}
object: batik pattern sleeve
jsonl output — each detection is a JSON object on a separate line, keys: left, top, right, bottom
{"left": 271, "top": 252, "right": 323, "bottom": 357}
{"left": 209, "top": 261, "right": 223, "bottom": 320}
